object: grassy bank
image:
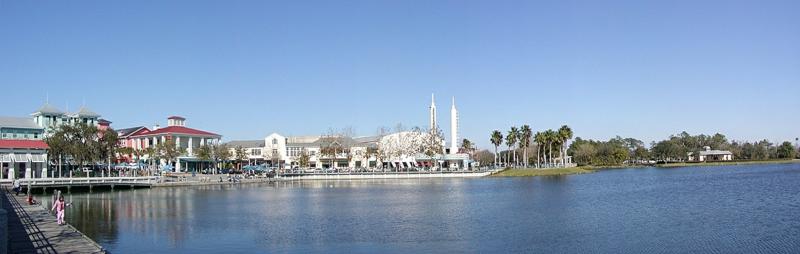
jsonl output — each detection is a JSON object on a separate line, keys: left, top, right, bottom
{"left": 654, "top": 159, "right": 800, "bottom": 168}
{"left": 493, "top": 167, "right": 596, "bottom": 177}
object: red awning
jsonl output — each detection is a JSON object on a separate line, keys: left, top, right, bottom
{"left": 0, "top": 139, "right": 49, "bottom": 149}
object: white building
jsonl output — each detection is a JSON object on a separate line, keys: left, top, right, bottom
{"left": 251, "top": 94, "right": 470, "bottom": 170}
{"left": 688, "top": 146, "right": 734, "bottom": 162}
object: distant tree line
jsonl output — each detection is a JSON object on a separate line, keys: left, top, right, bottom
{"left": 567, "top": 131, "right": 798, "bottom": 166}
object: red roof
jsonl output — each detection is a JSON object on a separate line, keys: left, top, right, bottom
{"left": 167, "top": 116, "right": 186, "bottom": 120}
{"left": 130, "top": 126, "right": 220, "bottom": 137}
{"left": 0, "top": 140, "right": 49, "bottom": 149}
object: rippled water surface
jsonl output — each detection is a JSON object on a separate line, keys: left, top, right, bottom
{"left": 57, "top": 163, "right": 800, "bottom": 253}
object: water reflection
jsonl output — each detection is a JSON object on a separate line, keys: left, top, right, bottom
{"left": 51, "top": 164, "right": 800, "bottom": 253}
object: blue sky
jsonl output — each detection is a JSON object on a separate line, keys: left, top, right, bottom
{"left": 1, "top": 0, "right": 798, "bottom": 148}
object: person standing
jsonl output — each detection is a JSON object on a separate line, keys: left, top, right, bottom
{"left": 13, "top": 179, "right": 20, "bottom": 196}
{"left": 51, "top": 196, "right": 67, "bottom": 225}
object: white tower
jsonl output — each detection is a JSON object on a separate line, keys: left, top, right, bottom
{"left": 429, "top": 94, "right": 437, "bottom": 131}
{"left": 450, "top": 97, "right": 459, "bottom": 154}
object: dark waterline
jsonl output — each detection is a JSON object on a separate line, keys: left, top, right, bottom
{"left": 51, "top": 164, "right": 800, "bottom": 253}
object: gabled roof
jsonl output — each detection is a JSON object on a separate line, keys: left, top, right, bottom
{"left": 0, "top": 117, "right": 42, "bottom": 130}
{"left": 72, "top": 106, "right": 101, "bottom": 118}
{"left": 32, "top": 103, "right": 65, "bottom": 115}
{"left": 315, "top": 136, "right": 356, "bottom": 147}
{"left": 225, "top": 140, "right": 265, "bottom": 148}
{"left": 0, "top": 139, "right": 49, "bottom": 149}
{"left": 117, "top": 126, "right": 150, "bottom": 138}
{"left": 130, "top": 125, "right": 220, "bottom": 137}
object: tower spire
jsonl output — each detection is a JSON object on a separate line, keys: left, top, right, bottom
{"left": 429, "top": 93, "right": 437, "bottom": 131}
{"left": 450, "top": 96, "right": 459, "bottom": 154}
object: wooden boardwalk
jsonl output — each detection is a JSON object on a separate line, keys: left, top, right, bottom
{"left": 2, "top": 187, "right": 105, "bottom": 254}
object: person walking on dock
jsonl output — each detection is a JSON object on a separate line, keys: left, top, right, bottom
{"left": 51, "top": 196, "right": 67, "bottom": 225}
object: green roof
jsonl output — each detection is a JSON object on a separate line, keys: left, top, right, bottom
{"left": 32, "top": 103, "right": 65, "bottom": 115}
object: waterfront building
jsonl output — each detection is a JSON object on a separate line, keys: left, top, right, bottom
{"left": 1, "top": 102, "right": 103, "bottom": 180}
{"left": 0, "top": 117, "right": 48, "bottom": 180}
{"left": 225, "top": 140, "right": 266, "bottom": 165}
{"left": 688, "top": 146, "right": 734, "bottom": 162}
{"left": 120, "top": 116, "right": 222, "bottom": 172}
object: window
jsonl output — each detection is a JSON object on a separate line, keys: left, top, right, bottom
{"left": 250, "top": 149, "right": 262, "bottom": 156}
{"left": 287, "top": 147, "right": 304, "bottom": 157}
{"left": 272, "top": 138, "right": 278, "bottom": 145}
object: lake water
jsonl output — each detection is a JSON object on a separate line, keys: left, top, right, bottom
{"left": 55, "top": 163, "right": 800, "bottom": 253}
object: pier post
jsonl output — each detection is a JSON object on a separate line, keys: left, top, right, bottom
{"left": 111, "top": 184, "right": 114, "bottom": 191}
{"left": 1, "top": 192, "right": 7, "bottom": 253}
{"left": 89, "top": 185, "right": 93, "bottom": 193}
{"left": 0, "top": 207, "right": 6, "bottom": 254}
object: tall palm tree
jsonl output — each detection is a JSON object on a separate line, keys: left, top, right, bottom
{"left": 557, "top": 125, "right": 573, "bottom": 167}
{"left": 490, "top": 130, "right": 503, "bottom": 167}
{"left": 520, "top": 125, "right": 532, "bottom": 168}
{"left": 461, "top": 139, "right": 474, "bottom": 160}
{"left": 544, "top": 129, "right": 556, "bottom": 167}
{"left": 534, "top": 132, "right": 544, "bottom": 168}
{"left": 506, "top": 127, "right": 517, "bottom": 168}
{"left": 511, "top": 127, "right": 520, "bottom": 166}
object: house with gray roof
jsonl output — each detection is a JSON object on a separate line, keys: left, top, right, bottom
{"left": 225, "top": 140, "right": 267, "bottom": 164}
{"left": 31, "top": 102, "right": 102, "bottom": 135}
{"left": 688, "top": 146, "right": 734, "bottom": 162}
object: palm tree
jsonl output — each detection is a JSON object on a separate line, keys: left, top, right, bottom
{"left": 490, "top": 130, "right": 503, "bottom": 167}
{"left": 235, "top": 146, "right": 248, "bottom": 171}
{"left": 144, "top": 147, "right": 156, "bottom": 175}
{"left": 460, "top": 139, "right": 474, "bottom": 160}
{"left": 544, "top": 129, "right": 556, "bottom": 167}
{"left": 520, "top": 125, "right": 532, "bottom": 168}
{"left": 512, "top": 126, "right": 521, "bottom": 167}
{"left": 506, "top": 127, "right": 517, "bottom": 168}
{"left": 195, "top": 145, "right": 213, "bottom": 174}
{"left": 534, "top": 132, "right": 544, "bottom": 168}
{"left": 557, "top": 125, "right": 573, "bottom": 167}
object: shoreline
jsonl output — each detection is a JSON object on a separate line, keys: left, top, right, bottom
{"left": 651, "top": 159, "right": 800, "bottom": 168}
{"left": 492, "top": 167, "right": 596, "bottom": 177}
{"left": 491, "top": 159, "right": 800, "bottom": 177}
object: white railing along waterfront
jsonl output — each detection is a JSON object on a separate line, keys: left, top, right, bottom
{"left": 16, "top": 176, "right": 159, "bottom": 186}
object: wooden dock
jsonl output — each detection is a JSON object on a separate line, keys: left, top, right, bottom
{"left": 2, "top": 186, "right": 105, "bottom": 254}
{"left": 16, "top": 176, "right": 158, "bottom": 192}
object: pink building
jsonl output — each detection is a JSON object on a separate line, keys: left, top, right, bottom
{"left": 118, "top": 116, "right": 221, "bottom": 172}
